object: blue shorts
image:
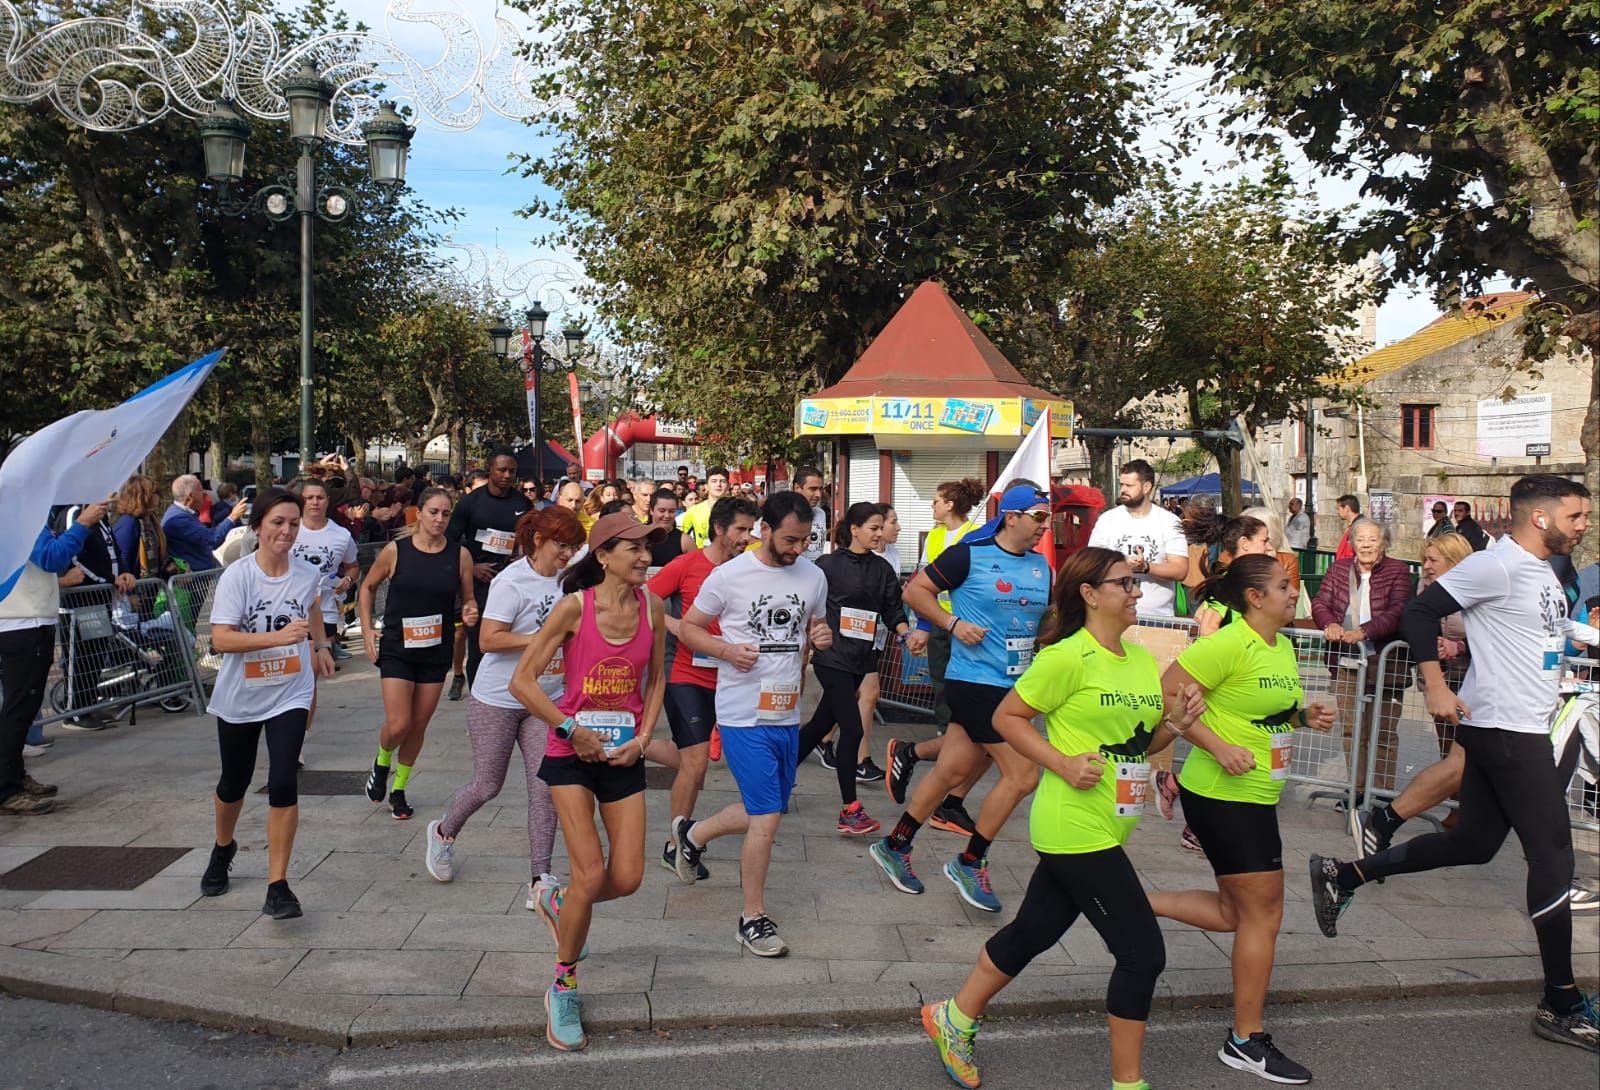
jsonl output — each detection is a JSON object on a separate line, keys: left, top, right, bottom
{"left": 718, "top": 724, "right": 799, "bottom": 817}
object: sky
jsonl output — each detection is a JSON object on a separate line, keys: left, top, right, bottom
{"left": 315, "top": 0, "right": 1491, "bottom": 349}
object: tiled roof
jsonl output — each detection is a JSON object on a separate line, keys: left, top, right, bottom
{"left": 1330, "top": 292, "right": 1535, "bottom": 386}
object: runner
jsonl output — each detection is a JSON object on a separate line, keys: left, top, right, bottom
{"left": 921, "top": 547, "right": 1204, "bottom": 1090}
{"left": 792, "top": 466, "right": 830, "bottom": 562}
{"left": 795, "top": 502, "right": 909, "bottom": 836}
{"left": 290, "top": 476, "right": 358, "bottom": 677}
{"left": 357, "top": 487, "right": 479, "bottom": 819}
{"left": 667, "top": 491, "right": 831, "bottom": 959}
{"left": 646, "top": 489, "right": 685, "bottom": 570}
{"left": 444, "top": 448, "right": 534, "bottom": 699}
{"left": 505, "top": 511, "right": 667, "bottom": 1052}
{"left": 869, "top": 484, "right": 1053, "bottom": 913}
{"left": 1146, "top": 553, "right": 1336, "bottom": 1084}
{"left": 679, "top": 465, "right": 731, "bottom": 550}
{"left": 884, "top": 478, "right": 988, "bottom": 830}
{"left": 423, "top": 506, "right": 587, "bottom": 905}
{"left": 647, "top": 495, "right": 759, "bottom": 878}
{"left": 1310, "top": 474, "right": 1599, "bottom": 1053}
{"left": 198, "top": 488, "right": 335, "bottom": 918}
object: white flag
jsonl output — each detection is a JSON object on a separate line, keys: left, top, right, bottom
{"left": 991, "top": 409, "right": 1053, "bottom": 497}
{"left": 0, "top": 348, "right": 225, "bottom": 599}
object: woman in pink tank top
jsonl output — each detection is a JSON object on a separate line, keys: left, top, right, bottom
{"left": 508, "top": 511, "right": 666, "bottom": 1053}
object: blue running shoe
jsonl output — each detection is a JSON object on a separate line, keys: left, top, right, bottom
{"left": 869, "top": 838, "right": 924, "bottom": 895}
{"left": 534, "top": 880, "right": 590, "bottom": 962}
{"left": 943, "top": 856, "right": 1001, "bottom": 913}
{"left": 544, "top": 983, "right": 587, "bottom": 1051}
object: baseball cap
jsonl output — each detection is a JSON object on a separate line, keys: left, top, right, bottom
{"left": 588, "top": 511, "right": 667, "bottom": 549}
{"left": 996, "top": 484, "right": 1050, "bottom": 513}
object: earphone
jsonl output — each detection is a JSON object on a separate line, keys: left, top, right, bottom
{"left": 1536, "top": 516, "right": 1548, "bottom": 529}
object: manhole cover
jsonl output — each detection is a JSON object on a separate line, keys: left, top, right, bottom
{"left": 0, "top": 846, "right": 189, "bottom": 891}
{"left": 261, "top": 769, "right": 371, "bottom": 796}
{"left": 645, "top": 766, "right": 675, "bottom": 791}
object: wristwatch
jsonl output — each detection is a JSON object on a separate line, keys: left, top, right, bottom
{"left": 554, "top": 717, "right": 576, "bottom": 740}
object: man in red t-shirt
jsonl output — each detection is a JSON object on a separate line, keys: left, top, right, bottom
{"left": 1333, "top": 494, "right": 1361, "bottom": 560}
{"left": 647, "top": 495, "right": 759, "bottom": 877}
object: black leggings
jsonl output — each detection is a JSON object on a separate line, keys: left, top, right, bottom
{"left": 216, "top": 709, "right": 309, "bottom": 808}
{"left": 797, "top": 664, "right": 868, "bottom": 806}
{"left": 1358, "top": 723, "right": 1574, "bottom": 990}
{"left": 986, "top": 847, "right": 1165, "bottom": 1021}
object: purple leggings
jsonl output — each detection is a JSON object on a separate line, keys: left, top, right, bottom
{"left": 440, "top": 696, "right": 557, "bottom": 880}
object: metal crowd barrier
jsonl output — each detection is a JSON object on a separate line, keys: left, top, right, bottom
{"left": 874, "top": 635, "right": 936, "bottom": 720}
{"left": 348, "top": 541, "right": 389, "bottom": 644}
{"left": 36, "top": 577, "right": 200, "bottom": 727}
{"left": 165, "top": 568, "right": 225, "bottom": 701}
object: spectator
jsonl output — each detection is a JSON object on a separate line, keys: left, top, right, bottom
{"left": 1452, "top": 500, "right": 1489, "bottom": 551}
{"left": 1285, "top": 496, "right": 1311, "bottom": 551}
{"left": 1425, "top": 500, "right": 1454, "bottom": 539}
{"left": 1332, "top": 494, "right": 1361, "bottom": 560}
{"left": 113, "top": 474, "right": 177, "bottom": 586}
{"left": 163, "top": 475, "right": 245, "bottom": 573}
{"left": 1240, "top": 505, "right": 1302, "bottom": 596}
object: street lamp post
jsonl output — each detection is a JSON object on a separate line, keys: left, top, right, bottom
{"left": 199, "top": 66, "right": 414, "bottom": 473}
{"left": 489, "top": 303, "right": 589, "bottom": 490}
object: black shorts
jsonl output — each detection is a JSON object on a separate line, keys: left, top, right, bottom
{"left": 377, "top": 648, "right": 451, "bottom": 685}
{"left": 944, "top": 679, "right": 1011, "bottom": 746}
{"left": 538, "top": 754, "right": 646, "bottom": 804}
{"left": 664, "top": 682, "right": 716, "bottom": 748}
{"left": 1178, "top": 783, "right": 1283, "bottom": 876}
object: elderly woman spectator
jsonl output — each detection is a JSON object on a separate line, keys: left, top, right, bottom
{"left": 1311, "top": 517, "right": 1414, "bottom": 799}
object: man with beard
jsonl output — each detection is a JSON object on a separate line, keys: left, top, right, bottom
{"left": 1087, "top": 459, "right": 1189, "bottom": 617}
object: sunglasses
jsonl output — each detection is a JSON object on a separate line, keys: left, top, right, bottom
{"left": 523, "top": 487, "right": 539, "bottom": 494}
{"left": 1012, "top": 509, "right": 1050, "bottom": 523}
{"left": 1093, "top": 576, "right": 1139, "bottom": 593}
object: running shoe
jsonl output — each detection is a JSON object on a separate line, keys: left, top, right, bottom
{"left": 447, "top": 674, "right": 466, "bottom": 702}
{"left": 363, "top": 760, "right": 388, "bottom": 804}
{"left": 533, "top": 880, "right": 589, "bottom": 961}
{"left": 261, "top": 881, "right": 303, "bottom": 920}
{"left": 199, "top": 839, "right": 237, "bottom": 897}
{"left": 709, "top": 725, "right": 722, "bottom": 763}
{"left": 837, "top": 801, "right": 881, "bottom": 836}
{"left": 1218, "top": 1030, "right": 1311, "bottom": 1083}
{"left": 330, "top": 642, "right": 352, "bottom": 660}
{"left": 670, "top": 815, "right": 704, "bottom": 885}
{"left": 389, "top": 789, "right": 414, "bottom": 821}
{"left": 1308, "top": 854, "right": 1354, "bottom": 938}
{"left": 1349, "top": 807, "right": 1392, "bottom": 858}
{"left": 660, "top": 842, "right": 710, "bottom": 881}
{"left": 855, "top": 758, "right": 885, "bottom": 784}
{"left": 736, "top": 914, "right": 789, "bottom": 957}
{"left": 1531, "top": 993, "right": 1600, "bottom": 1052}
{"left": 921, "top": 998, "right": 981, "bottom": 1089}
{"left": 885, "top": 738, "right": 918, "bottom": 805}
{"left": 0, "top": 793, "right": 53, "bottom": 815}
{"left": 943, "top": 856, "right": 1001, "bottom": 913}
{"left": 544, "top": 983, "right": 587, "bottom": 1052}
{"left": 1180, "top": 824, "right": 1204, "bottom": 853}
{"left": 424, "top": 818, "right": 454, "bottom": 882}
{"left": 20, "top": 775, "right": 57, "bottom": 798}
{"left": 869, "top": 838, "right": 925, "bottom": 894}
{"left": 1152, "top": 769, "right": 1179, "bottom": 822}
{"left": 929, "top": 801, "right": 977, "bottom": 836}
{"left": 816, "top": 740, "right": 837, "bottom": 771}
{"left": 1569, "top": 884, "right": 1599, "bottom": 913}
{"left": 21, "top": 744, "right": 49, "bottom": 759}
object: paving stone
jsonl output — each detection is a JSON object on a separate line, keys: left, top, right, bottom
{"left": 466, "top": 951, "right": 655, "bottom": 996}
{"left": 120, "top": 947, "right": 308, "bottom": 989}
{"left": 648, "top": 980, "right": 922, "bottom": 1029}
{"left": 230, "top": 910, "right": 422, "bottom": 950}
{"left": 0, "top": 909, "right": 96, "bottom": 947}
{"left": 49, "top": 908, "right": 259, "bottom": 949}
{"left": 283, "top": 948, "right": 482, "bottom": 995}
{"left": 22, "top": 878, "right": 203, "bottom": 911}
{"left": 347, "top": 992, "right": 649, "bottom": 1045}
{"left": 400, "top": 912, "right": 549, "bottom": 953}
{"left": 156, "top": 846, "right": 330, "bottom": 881}
{"left": 664, "top": 883, "right": 818, "bottom": 924}
{"left": 351, "top": 880, "right": 524, "bottom": 916}
{"left": 189, "top": 878, "right": 373, "bottom": 914}
{"left": 652, "top": 953, "right": 833, "bottom": 990}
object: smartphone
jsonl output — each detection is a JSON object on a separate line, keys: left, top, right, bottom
{"left": 243, "top": 485, "right": 258, "bottom": 500}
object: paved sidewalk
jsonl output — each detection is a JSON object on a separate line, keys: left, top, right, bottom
{"left": 1, "top": 658, "right": 1596, "bottom": 1046}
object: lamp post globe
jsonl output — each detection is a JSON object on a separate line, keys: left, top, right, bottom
{"left": 525, "top": 300, "right": 549, "bottom": 341}
{"left": 561, "top": 323, "right": 587, "bottom": 359}
{"left": 282, "top": 64, "right": 332, "bottom": 144}
{"left": 198, "top": 101, "right": 250, "bottom": 183}
{"left": 488, "top": 317, "right": 513, "bottom": 360}
{"left": 362, "top": 102, "right": 414, "bottom": 187}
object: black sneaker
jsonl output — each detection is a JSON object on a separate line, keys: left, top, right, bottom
{"left": 1218, "top": 1030, "right": 1311, "bottom": 1084}
{"left": 671, "top": 816, "right": 705, "bottom": 885}
{"left": 1348, "top": 809, "right": 1389, "bottom": 883}
{"left": 929, "top": 801, "right": 977, "bottom": 836}
{"left": 1531, "top": 993, "right": 1600, "bottom": 1052}
{"left": 364, "top": 760, "right": 388, "bottom": 804}
{"left": 200, "top": 840, "right": 237, "bottom": 897}
{"left": 390, "top": 789, "right": 414, "bottom": 821}
{"left": 262, "top": 881, "right": 303, "bottom": 920}
{"left": 661, "top": 841, "right": 711, "bottom": 881}
{"left": 855, "top": 758, "right": 885, "bottom": 784}
{"left": 816, "top": 741, "right": 837, "bottom": 771}
{"left": 447, "top": 674, "right": 466, "bottom": 701}
{"left": 885, "top": 738, "right": 918, "bottom": 805}
{"left": 1308, "top": 854, "right": 1354, "bottom": 938}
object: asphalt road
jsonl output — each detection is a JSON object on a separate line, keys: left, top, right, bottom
{"left": 6, "top": 990, "right": 1598, "bottom": 1090}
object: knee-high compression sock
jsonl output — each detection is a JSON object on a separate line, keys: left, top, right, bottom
{"left": 392, "top": 763, "right": 414, "bottom": 791}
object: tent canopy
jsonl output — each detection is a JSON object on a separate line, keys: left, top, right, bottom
{"left": 1159, "top": 472, "right": 1261, "bottom": 499}
{"left": 515, "top": 440, "right": 574, "bottom": 481}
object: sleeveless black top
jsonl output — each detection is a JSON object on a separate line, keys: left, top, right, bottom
{"left": 379, "top": 537, "right": 463, "bottom": 662}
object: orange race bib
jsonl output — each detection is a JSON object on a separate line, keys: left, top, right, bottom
{"left": 243, "top": 646, "right": 302, "bottom": 687}
{"left": 1113, "top": 760, "right": 1150, "bottom": 817}
{"left": 475, "top": 528, "right": 515, "bottom": 556}
{"left": 839, "top": 607, "right": 878, "bottom": 642}
{"left": 541, "top": 647, "right": 565, "bottom": 679}
{"left": 1270, "top": 730, "right": 1294, "bottom": 781}
{"left": 402, "top": 614, "right": 443, "bottom": 649}
{"left": 757, "top": 681, "right": 800, "bottom": 722}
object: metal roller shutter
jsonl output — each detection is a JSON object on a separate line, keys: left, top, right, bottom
{"left": 892, "top": 449, "right": 984, "bottom": 568}
{"left": 847, "top": 438, "right": 880, "bottom": 507}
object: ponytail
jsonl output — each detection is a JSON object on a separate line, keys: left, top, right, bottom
{"left": 1201, "top": 553, "right": 1281, "bottom": 618}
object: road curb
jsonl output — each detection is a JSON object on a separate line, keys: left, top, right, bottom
{"left": 1, "top": 945, "right": 1593, "bottom": 1048}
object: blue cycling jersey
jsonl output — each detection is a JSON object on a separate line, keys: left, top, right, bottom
{"left": 926, "top": 539, "right": 1051, "bottom": 688}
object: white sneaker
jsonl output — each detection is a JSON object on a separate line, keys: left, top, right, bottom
{"left": 22, "top": 744, "right": 49, "bottom": 759}
{"left": 423, "top": 818, "right": 454, "bottom": 882}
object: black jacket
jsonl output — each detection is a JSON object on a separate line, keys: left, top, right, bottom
{"left": 812, "top": 548, "right": 906, "bottom": 675}
{"left": 1455, "top": 516, "right": 1489, "bottom": 551}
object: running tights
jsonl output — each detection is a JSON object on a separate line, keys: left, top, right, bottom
{"left": 1355, "top": 723, "right": 1575, "bottom": 991}
{"left": 797, "top": 664, "right": 868, "bottom": 806}
{"left": 216, "top": 709, "right": 308, "bottom": 808}
{"left": 985, "top": 847, "right": 1165, "bottom": 1021}
{"left": 440, "top": 697, "right": 557, "bottom": 879}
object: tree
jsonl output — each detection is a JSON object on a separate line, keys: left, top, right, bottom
{"left": 516, "top": 0, "right": 1157, "bottom": 454}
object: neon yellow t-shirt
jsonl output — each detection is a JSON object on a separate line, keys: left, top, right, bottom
{"left": 682, "top": 500, "right": 714, "bottom": 548}
{"left": 1015, "top": 628, "right": 1163, "bottom": 854}
{"left": 1176, "top": 620, "right": 1301, "bottom": 805}
{"left": 921, "top": 519, "right": 980, "bottom": 613}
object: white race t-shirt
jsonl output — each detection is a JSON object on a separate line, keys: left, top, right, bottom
{"left": 290, "top": 520, "right": 358, "bottom": 624}
{"left": 1436, "top": 535, "right": 1594, "bottom": 734}
{"left": 876, "top": 541, "right": 902, "bottom": 575}
{"left": 206, "top": 554, "right": 323, "bottom": 723}
{"left": 803, "top": 506, "right": 829, "bottom": 562}
{"left": 1088, "top": 504, "right": 1188, "bottom": 617}
{"left": 692, "top": 551, "right": 828, "bottom": 727}
{"left": 472, "top": 560, "right": 566, "bottom": 710}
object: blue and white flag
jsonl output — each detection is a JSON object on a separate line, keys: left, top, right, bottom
{"left": 0, "top": 348, "right": 226, "bottom": 600}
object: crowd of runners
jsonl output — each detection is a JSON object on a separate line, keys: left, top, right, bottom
{"left": 4, "top": 449, "right": 1595, "bottom": 1084}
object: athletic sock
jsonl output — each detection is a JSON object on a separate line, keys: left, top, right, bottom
{"left": 553, "top": 960, "right": 577, "bottom": 992}
{"left": 1231, "top": 1031, "right": 1253, "bottom": 1045}
{"left": 947, "top": 999, "right": 977, "bottom": 1033}
{"left": 1372, "top": 804, "right": 1404, "bottom": 838}
{"left": 374, "top": 746, "right": 394, "bottom": 768}
{"left": 940, "top": 793, "right": 965, "bottom": 812}
{"left": 960, "top": 833, "right": 991, "bottom": 867}
{"left": 392, "top": 763, "right": 413, "bottom": 791}
{"left": 1544, "top": 983, "right": 1584, "bottom": 1014}
{"left": 1335, "top": 861, "right": 1365, "bottom": 892}
{"left": 1112, "top": 1080, "right": 1149, "bottom": 1090}
{"left": 887, "top": 812, "right": 922, "bottom": 853}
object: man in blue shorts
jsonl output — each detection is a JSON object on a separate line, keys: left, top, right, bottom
{"left": 673, "top": 491, "right": 832, "bottom": 957}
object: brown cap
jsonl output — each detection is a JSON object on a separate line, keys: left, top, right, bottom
{"left": 588, "top": 511, "right": 667, "bottom": 550}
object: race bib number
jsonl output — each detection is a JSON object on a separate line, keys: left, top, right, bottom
{"left": 243, "top": 646, "right": 301, "bottom": 687}
{"left": 839, "top": 607, "right": 878, "bottom": 642}
{"left": 1270, "top": 730, "right": 1294, "bottom": 781}
{"left": 1113, "top": 760, "right": 1150, "bottom": 817}
{"left": 541, "top": 647, "right": 565, "bottom": 679}
{"left": 757, "top": 681, "right": 800, "bottom": 722}
{"left": 575, "top": 709, "right": 636, "bottom": 749}
{"left": 402, "top": 614, "right": 443, "bottom": 648}
{"left": 475, "top": 528, "right": 515, "bottom": 556}
{"left": 691, "top": 650, "right": 721, "bottom": 670}
{"left": 1005, "top": 636, "right": 1035, "bottom": 677}
{"left": 1541, "top": 636, "right": 1565, "bottom": 682}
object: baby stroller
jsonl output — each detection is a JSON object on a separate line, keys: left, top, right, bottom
{"left": 49, "top": 593, "right": 193, "bottom": 720}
